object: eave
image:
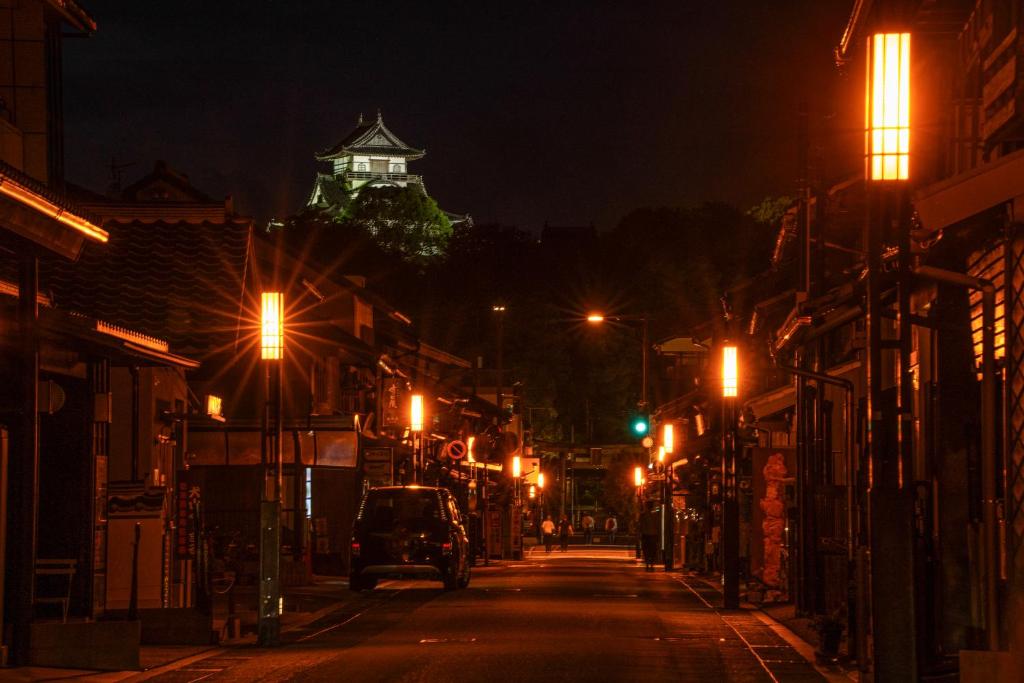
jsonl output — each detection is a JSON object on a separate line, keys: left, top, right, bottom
{"left": 44, "top": 0, "right": 97, "bottom": 33}
{"left": 0, "top": 162, "right": 107, "bottom": 259}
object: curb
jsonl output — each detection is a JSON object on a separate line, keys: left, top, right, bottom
{"left": 679, "top": 574, "right": 857, "bottom": 683}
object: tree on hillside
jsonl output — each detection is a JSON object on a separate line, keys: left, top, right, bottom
{"left": 345, "top": 186, "right": 453, "bottom": 262}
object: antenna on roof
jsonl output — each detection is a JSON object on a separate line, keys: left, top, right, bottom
{"left": 107, "top": 156, "right": 136, "bottom": 198}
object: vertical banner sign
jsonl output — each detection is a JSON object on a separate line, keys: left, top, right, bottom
{"left": 175, "top": 475, "right": 201, "bottom": 560}
{"left": 487, "top": 506, "right": 503, "bottom": 559}
{"left": 382, "top": 378, "right": 404, "bottom": 428}
{"left": 511, "top": 504, "right": 522, "bottom": 555}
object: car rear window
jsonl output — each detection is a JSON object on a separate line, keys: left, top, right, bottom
{"left": 361, "top": 490, "right": 442, "bottom": 532}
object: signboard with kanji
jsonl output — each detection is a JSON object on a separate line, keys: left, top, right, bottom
{"left": 175, "top": 475, "right": 201, "bottom": 559}
{"left": 362, "top": 447, "right": 393, "bottom": 486}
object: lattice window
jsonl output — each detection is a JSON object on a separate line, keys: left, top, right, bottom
{"left": 967, "top": 241, "right": 1006, "bottom": 376}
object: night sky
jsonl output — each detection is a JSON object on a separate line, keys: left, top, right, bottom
{"left": 63, "top": 1, "right": 858, "bottom": 232}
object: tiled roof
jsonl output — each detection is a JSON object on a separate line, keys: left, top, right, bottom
{"left": 316, "top": 112, "right": 425, "bottom": 161}
{"left": 42, "top": 219, "right": 255, "bottom": 360}
{"left": 0, "top": 160, "right": 101, "bottom": 226}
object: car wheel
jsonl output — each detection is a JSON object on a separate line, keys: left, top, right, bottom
{"left": 457, "top": 570, "right": 470, "bottom": 589}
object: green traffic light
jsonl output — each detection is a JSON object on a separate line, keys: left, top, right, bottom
{"left": 632, "top": 418, "right": 649, "bottom": 435}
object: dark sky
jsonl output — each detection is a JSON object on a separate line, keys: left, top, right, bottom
{"left": 63, "top": 1, "right": 859, "bottom": 231}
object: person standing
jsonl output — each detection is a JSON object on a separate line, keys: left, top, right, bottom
{"left": 581, "top": 513, "right": 595, "bottom": 545}
{"left": 558, "top": 515, "right": 573, "bottom": 551}
{"left": 639, "top": 501, "right": 660, "bottom": 571}
{"left": 541, "top": 515, "right": 556, "bottom": 553}
{"left": 605, "top": 515, "right": 618, "bottom": 544}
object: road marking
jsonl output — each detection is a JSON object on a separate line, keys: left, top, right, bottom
{"left": 591, "top": 593, "right": 638, "bottom": 598}
{"left": 671, "top": 575, "right": 781, "bottom": 683}
{"left": 419, "top": 637, "right": 477, "bottom": 644}
{"left": 296, "top": 587, "right": 407, "bottom": 642}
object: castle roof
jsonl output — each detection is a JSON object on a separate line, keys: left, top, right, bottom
{"left": 316, "top": 112, "right": 425, "bottom": 162}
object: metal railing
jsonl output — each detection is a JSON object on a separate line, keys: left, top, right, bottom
{"left": 345, "top": 171, "right": 422, "bottom": 184}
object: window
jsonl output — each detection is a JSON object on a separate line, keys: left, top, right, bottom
{"left": 356, "top": 162, "right": 367, "bottom": 171}
{"left": 391, "top": 163, "right": 404, "bottom": 173}
{"left": 370, "top": 159, "right": 387, "bottom": 174}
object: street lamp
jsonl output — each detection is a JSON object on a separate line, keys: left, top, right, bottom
{"left": 866, "top": 32, "right": 910, "bottom": 182}
{"left": 493, "top": 304, "right": 506, "bottom": 417}
{"left": 586, "top": 312, "right": 650, "bottom": 411}
{"left": 634, "top": 465, "right": 644, "bottom": 560}
{"left": 658, "top": 421, "right": 678, "bottom": 571}
{"left": 864, "top": 31, "right": 925, "bottom": 675}
{"left": 258, "top": 291, "right": 284, "bottom": 647}
{"left": 410, "top": 394, "right": 425, "bottom": 482}
{"left": 722, "top": 345, "right": 738, "bottom": 398}
{"left": 721, "top": 343, "right": 739, "bottom": 609}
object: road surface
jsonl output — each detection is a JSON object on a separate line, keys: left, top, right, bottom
{"left": 143, "top": 552, "right": 826, "bottom": 682}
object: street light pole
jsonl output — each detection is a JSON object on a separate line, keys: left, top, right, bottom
{"left": 634, "top": 465, "right": 644, "bottom": 560}
{"left": 865, "top": 32, "right": 918, "bottom": 679}
{"left": 721, "top": 343, "right": 740, "bottom": 609}
{"left": 640, "top": 316, "right": 649, "bottom": 411}
{"left": 258, "top": 291, "right": 284, "bottom": 647}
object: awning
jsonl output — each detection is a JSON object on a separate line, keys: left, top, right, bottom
{"left": 745, "top": 382, "right": 796, "bottom": 420}
{"left": 915, "top": 146, "right": 1024, "bottom": 233}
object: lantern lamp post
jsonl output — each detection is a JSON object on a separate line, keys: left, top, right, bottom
{"left": 410, "top": 394, "right": 424, "bottom": 482}
{"left": 721, "top": 343, "right": 740, "bottom": 609}
{"left": 258, "top": 291, "right": 284, "bottom": 647}
{"left": 634, "top": 465, "right": 644, "bottom": 559}
{"left": 864, "top": 30, "right": 923, "bottom": 678}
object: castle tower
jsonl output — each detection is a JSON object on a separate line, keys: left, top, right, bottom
{"left": 307, "top": 111, "right": 426, "bottom": 209}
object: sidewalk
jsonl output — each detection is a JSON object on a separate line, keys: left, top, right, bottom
{"left": 0, "top": 576, "right": 356, "bottom": 682}
{"left": 677, "top": 572, "right": 859, "bottom": 683}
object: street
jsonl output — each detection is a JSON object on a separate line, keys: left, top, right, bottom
{"left": 141, "top": 554, "right": 826, "bottom": 683}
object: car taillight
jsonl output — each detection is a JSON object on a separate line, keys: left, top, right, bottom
{"left": 442, "top": 541, "right": 453, "bottom": 555}
{"left": 351, "top": 541, "right": 360, "bottom": 557}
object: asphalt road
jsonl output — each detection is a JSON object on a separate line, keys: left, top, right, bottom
{"left": 145, "top": 553, "right": 826, "bottom": 683}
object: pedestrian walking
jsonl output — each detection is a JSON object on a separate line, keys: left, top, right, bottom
{"left": 582, "top": 513, "right": 595, "bottom": 545}
{"left": 639, "top": 501, "right": 660, "bottom": 571}
{"left": 558, "top": 515, "right": 573, "bottom": 551}
{"left": 541, "top": 515, "right": 556, "bottom": 553}
{"left": 605, "top": 515, "right": 618, "bottom": 544}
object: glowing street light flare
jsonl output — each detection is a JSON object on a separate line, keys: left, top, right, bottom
{"left": 528, "top": 485, "right": 536, "bottom": 499}
{"left": 410, "top": 394, "right": 424, "bottom": 432}
{"left": 512, "top": 455, "right": 521, "bottom": 478}
{"left": 260, "top": 292, "right": 284, "bottom": 360}
{"left": 658, "top": 446, "right": 665, "bottom": 463}
{"left": 586, "top": 313, "right": 605, "bottom": 323}
{"left": 866, "top": 32, "right": 910, "bottom": 182}
{"left": 634, "top": 466, "right": 643, "bottom": 488}
{"left": 538, "top": 472, "right": 545, "bottom": 489}
{"left": 723, "top": 345, "right": 738, "bottom": 398}
{"left": 662, "top": 423, "right": 674, "bottom": 454}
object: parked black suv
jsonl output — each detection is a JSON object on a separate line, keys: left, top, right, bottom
{"left": 349, "top": 485, "right": 470, "bottom": 591}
